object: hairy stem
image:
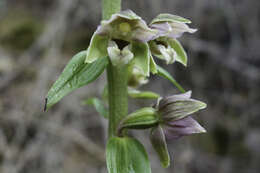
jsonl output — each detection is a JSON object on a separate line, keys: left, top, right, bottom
{"left": 107, "top": 65, "right": 128, "bottom": 137}
{"left": 102, "top": 0, "right": 127, "bottom": 137}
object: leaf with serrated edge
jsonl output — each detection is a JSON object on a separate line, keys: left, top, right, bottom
{"left": 45, "top": 51, "right": 108, "bottom": 111}
{"left": 106, "top": 137, "right": 151, "bottom": 173}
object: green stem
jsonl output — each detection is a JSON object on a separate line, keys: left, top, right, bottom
{"left": 107, "top": 64, "right": 128, "bottom": 137}
{"left": 102, "top": 0, "right": 127, "bottom": 137}
{"left": 102, "top": 0, "right": 121, "bottom": 20}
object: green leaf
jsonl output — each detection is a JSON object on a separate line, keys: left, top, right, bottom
{"left": 128, "top": 87, "right": 159, "bottom": 99}
{"left": 132, "top": 42, "right": 150, "bottom": 76}
{"left": 85, "top": 33, "right": 109, "bottom": 63}
{"left": 119, "top": 107, "right": 158, "bottom": 131}
{"left": 156, "top": 65, "right": 185, "bottom": 93}
{"left": 167, "top": 39, "right": 187, "bottom": 66}
{"left": 106, "top": 137, "right": 151, "bottom": 173}
{"left": 82, "top": 97, "right": 108, "bottom": 118}
{"left": 150, "top": 126, "right": 170, "bottom": 168}
{"left": 45, "top": 51, "right": 108, "bottom": 111}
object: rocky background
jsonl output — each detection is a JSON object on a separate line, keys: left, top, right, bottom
{"left": 0, "top": 0, "right": 260, "bottom": 173}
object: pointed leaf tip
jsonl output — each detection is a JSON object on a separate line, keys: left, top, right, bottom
{"left": 45, "top": 51, "right": 108, "bottom": 110}
{"left": 44, "top": 98, "right": 47, "bottom": 112}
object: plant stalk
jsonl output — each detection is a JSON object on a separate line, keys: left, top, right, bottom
{"left": 102, "top": 0, "right": 127, "bottom": 138}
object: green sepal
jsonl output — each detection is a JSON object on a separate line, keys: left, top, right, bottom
{"left": 156, "top": 65, "right": 185, "bottom": 93}
{"left": 132, "top": 42, "right": 150, "bottom": 76}
{"left": 160, "top": 98, "right": 207, "bottom": 121}
{"left": 106, "top": 137, "right": 151, "bottom": 173}
{"left": 119, "top": 107, "right": 159, "bottom": 132}
{"left": 45, "top": 51, "right": 108, "bottom": 111}
{"left": 128, "top": 87, "right": 159, "bottom": 99}
{"left": 167, "top": 39, "right": 187, "bottom": 66}
{"left": 150, "top": 13, "right": 191, "bottom": 24}
{"left": 85, "top": 33, "right": 109, "bottom": 63}
{"left": 82, "top": 97, "right": 108, "bottom": 119}
{"left": 150, "top": 125, "right": 170, "bottom": 168}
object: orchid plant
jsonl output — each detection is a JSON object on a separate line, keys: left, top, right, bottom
{"left": 44, "top": 0, "right": 207, "bottom": 172}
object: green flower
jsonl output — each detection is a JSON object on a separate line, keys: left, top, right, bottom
{"left": 149, "top": 14, "right": 197, "bottom": 66}
{"left": 97, "top": 10, "right": 157, "bottom": 42}
{"left": 85, "top": 10, "right": 157, "bottom": 78}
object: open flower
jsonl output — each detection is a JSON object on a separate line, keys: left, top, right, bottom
{"left": 148, "top": 14, "right": 197, "bottom": 66}
{"left": 97, "top": 10, "right": 157, "bottom": 42}
{"left": 85, "top": 10, "right": 157, "bottom": 67}
{"left": 85, "top": 10, "right": 157, "bottom": 80}
{"left": 150, "top": 91, "right": 206, "bottom": 168}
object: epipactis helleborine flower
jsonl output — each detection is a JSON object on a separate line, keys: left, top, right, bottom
{"left": 150, "top": 91, "right": 206, "bottom": 168}
{"left": 97, "top": 10, "right": 157, "bottom": 43}
{"left": 149, "top": 14, "right": 197, "bottom": 66}
{"left": 85, "top": 10, "right": 157, "bottom": 78}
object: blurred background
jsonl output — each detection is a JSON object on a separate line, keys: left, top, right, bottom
{"left": 0, "top": 0, "right": 260, "bottom": 172}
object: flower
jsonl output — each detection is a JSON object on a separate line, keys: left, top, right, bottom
{"left": 97, "top": 10, "right": 157, "bottom": 42}
{"left": 150, "top": 91, "right": 206, "bottom": 168}
{"left": 148, "top": 14, "right": 197, "bottom": 66}
{"left": 85, "top": 10, "right": 157, "bottom": 78}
